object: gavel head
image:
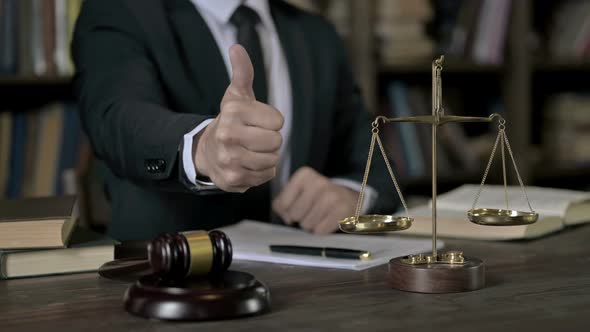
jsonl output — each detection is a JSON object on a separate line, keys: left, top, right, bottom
{"left": 148, "top": 230, "right": 232, "bottom": 279}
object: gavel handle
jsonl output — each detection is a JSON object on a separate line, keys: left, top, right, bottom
{"left": 98, "top": 258, "right": 151, "bottom": 282}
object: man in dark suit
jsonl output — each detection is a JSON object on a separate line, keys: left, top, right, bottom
{"left": 72, "top": 0, "right": 398, "bottom": 241}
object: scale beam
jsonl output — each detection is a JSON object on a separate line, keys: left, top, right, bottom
{"left": 438, "top": 114, "right": 503, "bottom": 125}
{"left": 374, "top": 113, "right": 504, "bottom": 126}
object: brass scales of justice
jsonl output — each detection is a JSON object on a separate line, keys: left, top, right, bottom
{"left": 339, "top": 55, "right": 539, "bottom": 293}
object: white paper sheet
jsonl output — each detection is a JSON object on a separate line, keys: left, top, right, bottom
{"left": 220, "top": 221, "right": 442, "bottom": 270}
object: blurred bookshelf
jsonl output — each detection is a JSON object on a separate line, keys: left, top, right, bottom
{"left": 0, "top": 0, "right": 101, "bottom": 227}
{"left": 289, "top": 0, "right": 590, "bottom": 195}
{"left": 2, "top": 0, "right": 590, "bottom": 224}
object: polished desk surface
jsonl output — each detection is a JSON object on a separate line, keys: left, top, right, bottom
{"left": 1, "top": 225, "right": 590, "bottom": 332}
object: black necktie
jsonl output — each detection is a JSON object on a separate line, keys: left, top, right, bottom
{"left": 230, "top": 5, "right": 268, "bottom": 103}
{"left": 229, "top": 5, "right": 271, "bottom": 222}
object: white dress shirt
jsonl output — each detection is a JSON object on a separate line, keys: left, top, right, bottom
{"left": 183, "top": 0, "right": 377, "bottom": 212}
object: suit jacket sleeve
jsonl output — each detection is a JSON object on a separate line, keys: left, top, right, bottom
{"left": 71, "top": 0, "right": 206, "bottom": 192}
{"left": 323, "top": 26, "right": 400, "bottom": 215}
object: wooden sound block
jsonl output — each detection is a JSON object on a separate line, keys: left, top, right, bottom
{"left": 124, "top": 270, "right": 271, "bottom": 321}
{"left": 388, "top": 256, "right": 485, "bottom": 293}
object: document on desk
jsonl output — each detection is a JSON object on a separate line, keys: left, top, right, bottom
{"left": 220, "top": 221, "right": 442, "bottom": 270}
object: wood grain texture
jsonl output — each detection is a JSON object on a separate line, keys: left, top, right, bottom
{"left": 1, "top": 225, "right": 590, "bottom": 331}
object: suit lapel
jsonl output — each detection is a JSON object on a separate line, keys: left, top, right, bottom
{"left": 271, "top": 2, "right": 314, "bottom": 174}
{"left": 165, "top": 0, "right": 229, "bottom": 110}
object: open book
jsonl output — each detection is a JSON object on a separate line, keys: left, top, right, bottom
{"left": 395, "top": 184, "right": 590, "bottom": 240}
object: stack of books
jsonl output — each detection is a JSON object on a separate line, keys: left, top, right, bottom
{"left": 375, "top": 0, "right": 435, "bottom": 65}
{"left": 0, "top": 196, "right": 115, "bottom": 279}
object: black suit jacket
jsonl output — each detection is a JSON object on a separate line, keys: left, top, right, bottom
{"left": 72, "top": 0, "right": 398, "bottom": 241}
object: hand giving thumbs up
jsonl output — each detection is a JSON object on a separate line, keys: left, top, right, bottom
{"left": 193, "top": 44, "right": 284, "bottom": 192}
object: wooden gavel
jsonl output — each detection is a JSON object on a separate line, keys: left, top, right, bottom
{"left": 147, "top": 230, "right": 233, "bottom": 279}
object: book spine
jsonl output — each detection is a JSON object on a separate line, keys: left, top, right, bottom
{"left": 472, "top": 0, "right": 497, "bottom": 64}
{"left": 388, "top": 82, "right": 424, "bottom": 178}
{"left": 7, "top": 112, "right": 27, "bottom": 198}
{"left": 17, "top": 0, "right": 34, "bottom": 75}
{"left": 66, "top": 0, "right": 82, "bottom": 74}
{"left": 433, "top": 0, "right": 464, "bottom": 54}
{"left": 0, "top": 0, "right": 19, "bottom": 75}
{"left": 54, "top": 0, "right": 69, "bottom": 75}
{"left": 0, "top": 252, "right": 7, "bottom": 279}
{"left": 0, "top": 111, "right": 13, "bottom": 198}
{"left": 42, "top": 0, "right": 56, "bottom": 76}
{"left": 381, "top": 103, "right": 407, "bottom": 178}
{"left": 459, "top": 0, "right": 483, "bottom": 58}
{"left": 33, "top": 104, "right": 64, "bottom": 196}
{"left": 55, "top": 103, "right": 81, "bottom": 194}
{"left": 21, "top": 110, "right": 39, "bottom": 197}
{"left": 31, "top": 0, "right": 46, "bottom": 76}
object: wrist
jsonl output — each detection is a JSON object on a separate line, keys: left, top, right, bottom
{"left": 193, "top": 127, "right": 211, "bottom": 179}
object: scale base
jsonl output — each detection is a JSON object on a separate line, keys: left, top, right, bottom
{"left": 388, "top": 256, "right": 485, "bottom": 293}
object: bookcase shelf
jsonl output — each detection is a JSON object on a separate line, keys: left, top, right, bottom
{"left": 532, "top": 164, "right": 590, "bottom": 190}
{"left": 533, "top": 163, "right": 590, "bottom": 178}
{"left": 0, "top": 76, "right": 74, "bottom": 110}
{"left": 0, "top": 76, "right": 72, "bottom": 86}
{"left": 533, "top": 60, "right": 590, "bottom": 73}
{"left": 380, "top": 61, "right": 502, "bottom": 75}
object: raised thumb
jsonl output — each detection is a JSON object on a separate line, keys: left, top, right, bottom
{"left": 227, "top": 44, "right": 255, "bottom": 100}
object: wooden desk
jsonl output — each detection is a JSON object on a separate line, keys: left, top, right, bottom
{"left": 1, "top": 225, "right": 590, "bottom": 332}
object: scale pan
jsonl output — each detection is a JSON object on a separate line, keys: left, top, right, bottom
{"left": 339, "top": 214, "right": 412, "bottom": 233}
{"left": 468, "top": 208, "right": 538, "bottom": 226}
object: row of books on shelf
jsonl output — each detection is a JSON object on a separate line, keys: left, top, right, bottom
{"left": 0, "top": 0, "right": 82, "bottom": 77}
{"left": 381, "top": 81, "right": 484, "bottom": 181}
{"left": 374, "top": 0, "right": 435, "bottom": 65}
{"left": 289, "top": 0, "right": 512, "bottom": 66}
{"left": 271, "top": 0, "right": 590, "bottom": 66}
{"left": 543, "top": 93, "right": 590, "bottom": 165}
{"left": 0, "top": 103, "right": 89, "bottom": 199}
{"left": 0, "top": 196, "right": 116, "bottom": 279}
{"left": 372, "top": 0, "right": 512, "bottom": 66}
{"left": 434, "top": 0, "right": 512, "bottom": 65}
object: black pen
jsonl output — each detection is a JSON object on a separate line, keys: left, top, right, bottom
{"left": 269, "top": 245, "right": 372, "bottom": 260}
